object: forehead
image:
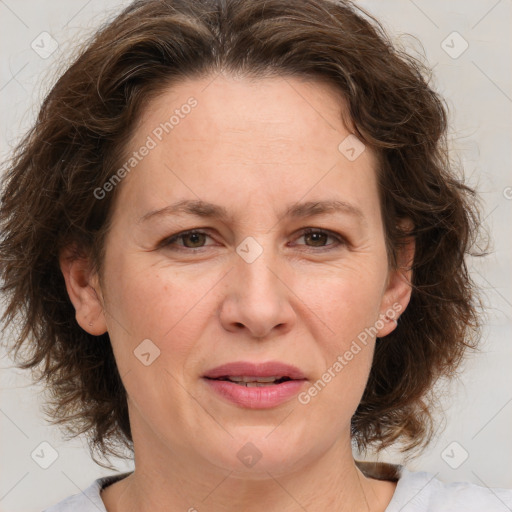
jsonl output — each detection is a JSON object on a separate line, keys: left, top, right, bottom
{"left": 116, "top": 74, "right": 381, "bottom": 224}
{"left": 137, "top": 73, "right": 352, "bottom": 152}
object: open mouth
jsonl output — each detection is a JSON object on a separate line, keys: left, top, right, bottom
{"left": 203, "top": 369, "right": 307, "bottom": 408}
{"left": 205, "top": 376, "right": 294, "bottom": 387}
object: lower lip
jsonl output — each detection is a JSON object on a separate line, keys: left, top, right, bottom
{"left": 203, "top": 378, "right": 307, "bottom": 409}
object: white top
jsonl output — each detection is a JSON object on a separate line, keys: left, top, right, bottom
{"left": 42, "top": 463, "right": 512, "bottom": 511}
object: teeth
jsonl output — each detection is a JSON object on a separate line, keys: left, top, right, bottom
{"left": 228, "top": 376, "right": 283, "bottom": 383}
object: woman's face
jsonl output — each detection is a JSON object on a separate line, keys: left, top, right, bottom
{"left": 76, "top": 74, "right": 411, "bottom": 476}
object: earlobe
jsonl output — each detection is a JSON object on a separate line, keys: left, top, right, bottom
{"left": 59, "top": 246, "right": 108, "bottom": 336}
{"left": 377, "top": 219, "right": 415, "bottom": 338}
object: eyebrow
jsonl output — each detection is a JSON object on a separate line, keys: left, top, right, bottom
{"left": 138, "top": 198, "right": 365, "bottom": 224}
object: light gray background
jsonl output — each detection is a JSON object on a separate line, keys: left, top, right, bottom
{"left": 0, "top": 1, "right": 511, "bottom": 511}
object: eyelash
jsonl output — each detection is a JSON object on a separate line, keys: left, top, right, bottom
{"left": 160, "top": 228, "right": 346, "bottom": 253}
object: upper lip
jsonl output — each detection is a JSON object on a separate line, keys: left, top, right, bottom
{"left": 203, "top": 361, "right": 306, "bottom": 380}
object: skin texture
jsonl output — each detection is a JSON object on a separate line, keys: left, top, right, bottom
{"left": 60, "top": 74, "right": 414, "bottom": 512}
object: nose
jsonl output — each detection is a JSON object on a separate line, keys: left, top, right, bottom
{"left": 219, "top": 247, "right": 296, "bottom": 340}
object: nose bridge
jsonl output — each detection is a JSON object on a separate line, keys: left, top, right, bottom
{"left": 220, "top": 235, "right": 295, "bottom": 337}
{"left": 236, "top": 235, "right": 282, "bottom": 306}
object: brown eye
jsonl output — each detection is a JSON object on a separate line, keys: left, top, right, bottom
{"left": 304, "top": 231, "right": 329, "bottom": 247}
{"left": 295, "top": 228, "right": 344, "bottom": 250}
{"left": 180, "top": 232, "right": 208, "bottom": 248}
{"left": 161, "top": 230, "right": 213, "bottom": 251}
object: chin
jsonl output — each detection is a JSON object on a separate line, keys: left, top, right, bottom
{"left": 196, "top": 425, "right": 316, "bottom": 477}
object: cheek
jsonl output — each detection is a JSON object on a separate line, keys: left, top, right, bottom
{"left": 101, "top": 258, "right": 216, "bottom": 424}
{"left": 105, "top": 252, "right": 188, "bottom": 329}
{"left": 301, "top": 286, "right": 377, "bottom": 429}
{"left": 299, "top": 264, "right": 385, "bottom": 410}
{"left": 102, "top": 253, "right": 224, "bottom": 367}
{"left": 304, "top": 262, "right": 387, "bottom": 344}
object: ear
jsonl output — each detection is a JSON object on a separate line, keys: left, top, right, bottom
{"left": 59, "top": 245, "right": 108, "bottom": 336}
{"left": 377, "top": 218, "right": 415, "bottom": 338}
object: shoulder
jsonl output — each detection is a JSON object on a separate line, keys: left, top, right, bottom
{"left": 387, "top": 467, "right": 512, "bottom": 512}
{"left": 42, "top": 472, "right": 132, "bottom": 512}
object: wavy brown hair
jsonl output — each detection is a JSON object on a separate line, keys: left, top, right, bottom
{"left": 0, "top": 0, "right": 483, "bottom": 467}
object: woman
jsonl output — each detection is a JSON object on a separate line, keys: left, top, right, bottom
{"left": 1, "top": 0, "right": 510, "bottom": 511}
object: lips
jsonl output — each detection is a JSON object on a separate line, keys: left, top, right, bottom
{"left": 202, "top": 361, "right": 307, "bottom": 409}
{"left": 210, "top": 375, "right": 292, "bottom": 387}
{"left": 203, "top": 361, "right": 307, "bottom": 381}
